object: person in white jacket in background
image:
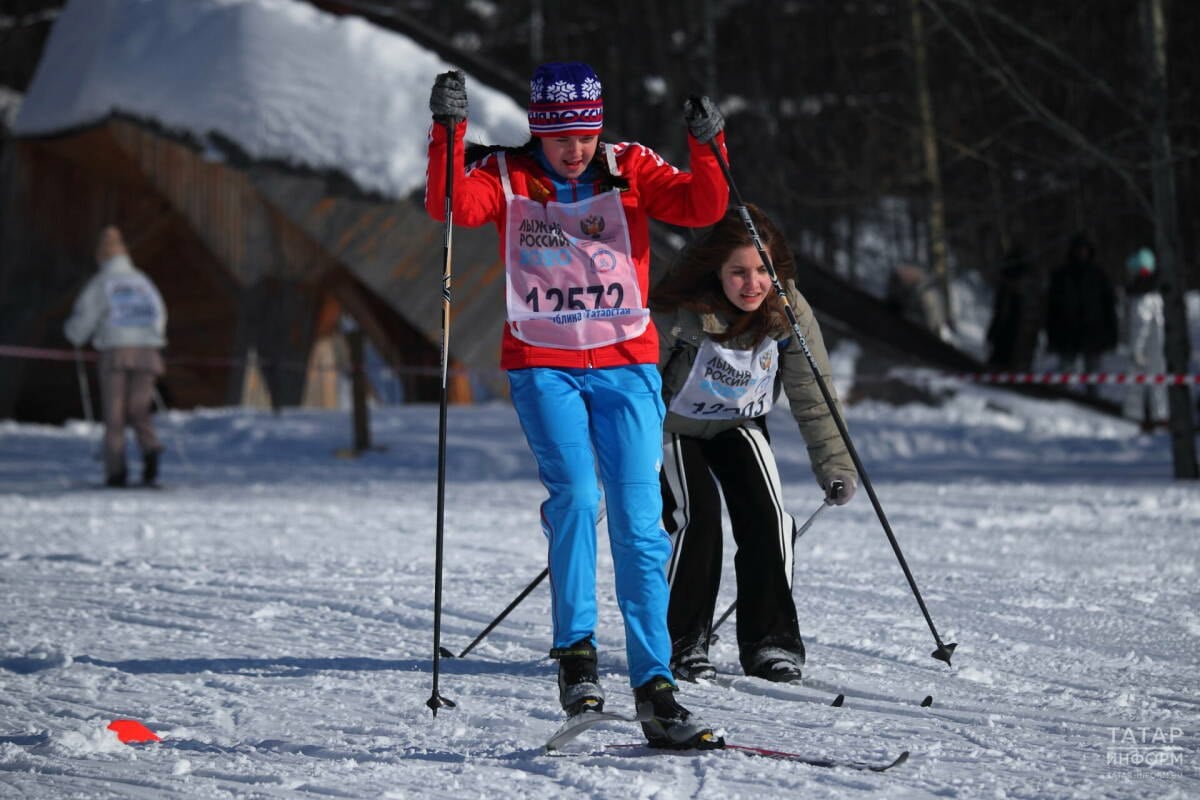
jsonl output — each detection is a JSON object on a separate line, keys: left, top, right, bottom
{"left": 64, "top": 226, "right": 167, "bottom": 487}
{"left": 1121, "top": 247, "right": 1168, "bottom": 433}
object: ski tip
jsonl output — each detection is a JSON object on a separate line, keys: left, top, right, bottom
{"left": 868, "top": 750, "right": 911, "bottom": 772}
{"left": 108, "top": 719, "right": 161, "bottom": 744}
{"left": 830, "top": 694, "right": 845, "bottom": 707}
{"left": 437, "top": 646, "right": 456, "bottom": 659}
{"left": 920, "top": 695, "right": 933, "bottom": 707}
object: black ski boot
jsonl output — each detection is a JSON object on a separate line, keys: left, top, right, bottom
{"left": 550, "top": 639, "right": 605, "bottom": 716}
{"left": 634, "top": 677, "right": 723, "bottom": 750}
{"left": 744, "top": 646, "right": 804, "bottom": 683}
{"left": 670, "top": 640, "right": 716, "bottom": 683}
{"left": 142, "top": 448, "right": 162, "bottom": 487}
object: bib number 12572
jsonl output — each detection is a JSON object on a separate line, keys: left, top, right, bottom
{"left": 524, "top": 282, "right": 624, "bottom": 312}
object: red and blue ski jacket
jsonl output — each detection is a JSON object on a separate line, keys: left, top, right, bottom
{"left": 425, "top": 120, "right": 729, "bottom": 371}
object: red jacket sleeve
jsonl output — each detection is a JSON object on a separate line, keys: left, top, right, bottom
{"left": 628, "top": 131, "right": 729, "bottom": 228}
{"left": 424, "top": 120, "right": 504, "bottom": 227}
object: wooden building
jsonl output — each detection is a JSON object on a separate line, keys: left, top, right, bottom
{"left": 0, "top": 113, "right": 497, "bottom": 422}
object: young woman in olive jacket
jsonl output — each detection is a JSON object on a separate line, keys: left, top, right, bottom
{"left": 652, "top": 205, "right": 857, "bottom": 683}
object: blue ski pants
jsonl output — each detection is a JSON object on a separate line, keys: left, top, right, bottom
{"left": 508, "top": 364, "right": 674, "bottom": 688}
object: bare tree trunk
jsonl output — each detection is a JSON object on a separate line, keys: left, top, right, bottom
{"left": 529, "top": 0, "right": 543, "bottom": 66}
{"left": 987, "top": 162, "right": 1010, "bottom": 255}
{"left": 1141, "top": 0, "right": 1198, "bottom": 479}
{"left": 701, "top": 0, "right": 717, "bottom": 97}
{"left": 910, "top": 0, "right": 952, "bottom": 330}
{"left": 845, "top": 208, "right": 859, "bottom": 284}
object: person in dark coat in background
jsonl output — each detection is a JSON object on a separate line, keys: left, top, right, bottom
{"left": 986, "top": 245, "right": 1041, "bottom": 372}
{"left": 1043, "top": 233, "right": 1118, "bottom": 394}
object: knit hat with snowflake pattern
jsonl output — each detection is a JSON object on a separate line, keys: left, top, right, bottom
{"left": 528, "top": 61, "right": 603, "bottom": 137}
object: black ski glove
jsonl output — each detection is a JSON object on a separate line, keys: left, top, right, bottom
{"left": 430, "top": 70, "right": 468, "bottom": 125}
{"left": 824, "top": 474, "right": 857, "bottom": 506}
{"left": 684, "top": 95, "right": 724, "bottom": 144}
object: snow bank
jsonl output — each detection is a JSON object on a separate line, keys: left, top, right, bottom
{"left": 13, "top": 0, "right": 529, "bottom": 198}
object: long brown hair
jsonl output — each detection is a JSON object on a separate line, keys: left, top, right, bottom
{"left": 652, "top": 204, "right": 796, "bottom": 342}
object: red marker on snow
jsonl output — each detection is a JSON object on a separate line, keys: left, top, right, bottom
{"left": 108, "top": 719, "right": 161, "bottom": 744}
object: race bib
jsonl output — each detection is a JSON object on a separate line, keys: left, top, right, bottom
{"left": 499, "top": 152, "right": 648, "bottom": 349}
{"left": 105, "top": 275, "right": 162, "bottom": 329}
{"left": 669, "top": 336, "right": 780, "bottom": 419}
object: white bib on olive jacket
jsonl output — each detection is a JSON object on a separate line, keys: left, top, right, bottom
{"left": 655, "top": 280, "right": 856, "bottom": 488}
{"left": 668, "top": 335, "right": 779, "bottom": 420}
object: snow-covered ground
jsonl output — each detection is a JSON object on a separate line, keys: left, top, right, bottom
{"left": 1, "top": 378, "right": 1197, "bottom": 799}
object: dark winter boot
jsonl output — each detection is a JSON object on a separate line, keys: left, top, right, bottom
{"left": 634, "top": 677, "right": 722, "bottom": 750}
{"left": 105, "top": 468, "right": 128, "bottom": 488}
{"left": 142, "top": 448, "right": 162, "bottom": 486}
{"left": 550, "top": 639, "right": 605, "bottom": 716}
{"left": 744, "top": 646, "right": 804, "bottom": 683}
{"left": 670, "top": 639, "right": 716, "bottom": 683}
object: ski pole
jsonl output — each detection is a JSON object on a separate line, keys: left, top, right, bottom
{"left": 74, "top": 346, "right": 103, "bottom": 462}
{"left": 152, "top": 387, "right": 190, "bottom": 469}
{"left": 441, "top": 504, "right": 607, "bottom": 660}
{"left": 442, "top": 567, "right": 546, "bottom": 660}
{"left": 74, "top": 347, "right": 94, "bottom": 423}
{"left": 698, "top": 112, "right": 957, "bottom": 665}
{"left": 427, "top": 118, "right": 458, "bottom": 716}
{"left": 710, "top": 496, "right": 831, "bottom": 638}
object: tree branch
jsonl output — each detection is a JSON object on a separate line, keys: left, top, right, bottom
{"left": 923, "top": 0, "right": 1152, "bottom": 216}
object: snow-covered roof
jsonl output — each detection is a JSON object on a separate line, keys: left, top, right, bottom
{"left": 12, "top": 0, "right": 529, "bottom": 199}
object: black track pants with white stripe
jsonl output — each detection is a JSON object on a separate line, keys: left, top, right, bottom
{"left": 660, "top": 422, "right": 806, "bottom": 672}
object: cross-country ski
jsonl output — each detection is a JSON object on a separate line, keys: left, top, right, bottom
{"left": 545, "top": 708, "right": 651, "bottom": 751}
{"left": 604, "top": 742, "right": 910, "bottom": 772}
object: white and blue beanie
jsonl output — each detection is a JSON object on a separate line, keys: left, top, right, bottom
{"left": 528, "top": 61, "right": 603, "bottom": 137}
